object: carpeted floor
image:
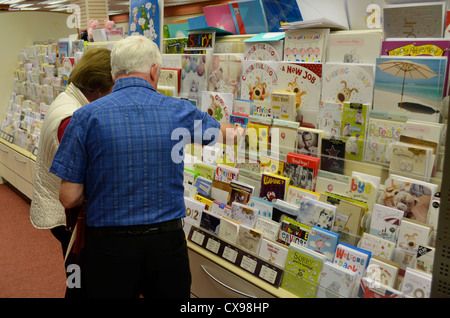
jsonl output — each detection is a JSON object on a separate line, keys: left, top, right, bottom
{"left": 0, "top": 183, "right": 66, "bottom": 298}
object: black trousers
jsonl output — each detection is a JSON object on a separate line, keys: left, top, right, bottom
{"left": 51, "top": 226, "right": 88, "bottom": 298}
{"left": 84, "top": 222, "right": 191, "bottom": 298}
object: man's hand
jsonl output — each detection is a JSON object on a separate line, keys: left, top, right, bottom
{"left": 219, "top": 123, "right": 246, "bottom": 145}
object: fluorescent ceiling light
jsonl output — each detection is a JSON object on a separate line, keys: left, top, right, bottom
{"left": 11, "top": 3, "right": 34, "bottom": 7}
{"left": 2, "top": 0, "right": 26, "bottom": 4}
{"left": 40, "top": 0, "right": 69, "bottom": 4}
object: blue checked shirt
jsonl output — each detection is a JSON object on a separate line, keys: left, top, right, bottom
{"left": 50, "top": 77, "right": 220, "bottom": 227}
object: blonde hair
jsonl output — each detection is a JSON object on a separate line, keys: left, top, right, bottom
{"left": 69, "top": 48, "right": 113, "bottom": 94}
{"left": 111, "top": 35, "right": 162, "bottom": 79}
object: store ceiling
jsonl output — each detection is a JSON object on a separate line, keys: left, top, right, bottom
{"left": 0, "top": 0, "right": 211, "bottom": 16}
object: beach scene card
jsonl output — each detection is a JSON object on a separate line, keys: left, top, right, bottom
{"left": 373, "top": 56, "right": 446, "bottom": 123}
{"left": 381, "top": 38, "right": 450, "bottom": 96}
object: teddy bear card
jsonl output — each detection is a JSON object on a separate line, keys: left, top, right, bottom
{"left": 327, "top": 29, "right": 383, "bottom": 65}
{"left": 383, "top": 174, "right": 438, "bottom": 224}
{"left": 208, "top": 53, "right": 243, "bottom": 99}
{"left": 240, "top": 60, "right": 278, "bottom": 102}
{"left": 180, "top": 54, "right": 210, "bottom": 105}
{"left": 276, "top": 62, "right": 323, "bottom": 123}
{"left": 321, "top": 62, "right": 375, "bottom": 105}
{"left": 201, "top": 91, "right": 233, "bottom": 124}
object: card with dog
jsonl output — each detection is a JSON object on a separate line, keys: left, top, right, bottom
{"left": 276, "top": 61, "right": 322, "bottom": 123}
{"left": 396, "top": 219, "right": 433, "bottom": 255}
{"left": 321, "top": 62, "right": 375, "bottom": 105}
{"left": 201, "top": 91, "right": 233, "bottom": 123}
{"left": 240, "top": 60, "right": 278, "bottom": 102}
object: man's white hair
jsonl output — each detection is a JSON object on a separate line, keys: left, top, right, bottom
{"left": 111, "top": 35, "right": 162, "bottom": 79}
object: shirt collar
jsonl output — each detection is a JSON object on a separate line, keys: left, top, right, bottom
{"left": 112, "top": 77, "right": 156, "bottom": 93}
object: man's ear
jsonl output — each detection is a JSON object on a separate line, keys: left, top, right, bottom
{"left": 150, "top": 64, "right": 159, "bottom": 79}
{"left": 150, "top": 64, "right": 159, "bottom": 87}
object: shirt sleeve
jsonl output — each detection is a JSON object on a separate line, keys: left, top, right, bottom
{"left": 50, "top": 113, "right": 87, "bottom": 184}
